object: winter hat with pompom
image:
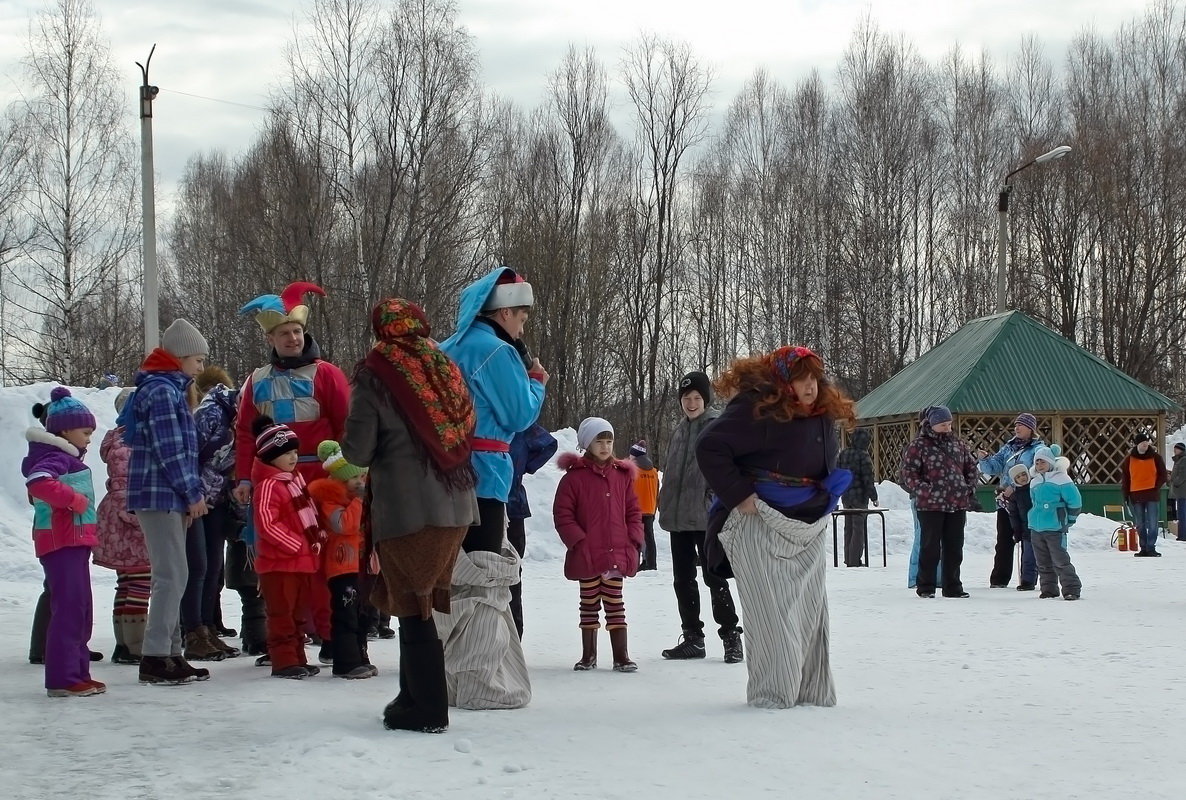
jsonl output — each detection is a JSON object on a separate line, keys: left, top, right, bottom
{"left": 317, "top": 440, "right": 366, "bottom": 481}
{"left": 43, "top": 387, "right": 96, "bottom": 435}
{"left": 252, "top": 414, "right": 299, "bottom": 463}
{"left": 1032, "top": 443, "right": 1063, "bottom": 469}
{"left": 629, "top": 440, "right": 648, "bottom": 459}
{"left": 577, "top": 417, "right": 614, "bottom": 451}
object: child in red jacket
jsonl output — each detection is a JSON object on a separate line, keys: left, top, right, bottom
{"left": 553, "top": 417, "right": 643, "bottom": 673}
{"left": 307, "top": 440, "right": 375, "bottom": 679}
{"left": 251, "top": 416, "right": 326, "bottom": 679}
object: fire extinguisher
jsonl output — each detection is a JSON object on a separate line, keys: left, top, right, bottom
{"left": 1126, "top": 526, "right": 1139, "bottom": 551}
{"left": 1115, "top": 526, "right": 1129, "bottom": 551}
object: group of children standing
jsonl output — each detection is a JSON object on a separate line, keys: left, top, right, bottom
{"left": 22, "top": 379, "right": 379, "bottom": 696}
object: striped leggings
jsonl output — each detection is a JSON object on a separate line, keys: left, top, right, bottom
{"left": 578, "top": 575, "right": 626, "bottom": 630}
{"left": 114, "top": 570, "right": 151, "bottom": 616}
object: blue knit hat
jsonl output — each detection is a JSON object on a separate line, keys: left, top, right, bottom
{"left": 1033, "top": 443, "right": 1062, "bottom": 469}
{"left": 926, "top": 405, "right": 952, "bottom": 427}
{"left": 43, "top": 387, "right": 97, "bottom": 435}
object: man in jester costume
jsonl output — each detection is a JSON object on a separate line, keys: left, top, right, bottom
{"left": 232, "top": 282, "right": 351, "bottom": 653}
{"left": 232, "top": 283, "right": 351, "bottom": 491}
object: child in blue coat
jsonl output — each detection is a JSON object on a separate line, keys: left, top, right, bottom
{"left": 1026, "top": 445, "right": 1082, "bottom": 601}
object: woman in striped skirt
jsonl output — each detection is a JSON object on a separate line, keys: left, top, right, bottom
{"left": 696, "top": 347, "right": 856, "bottom": 708}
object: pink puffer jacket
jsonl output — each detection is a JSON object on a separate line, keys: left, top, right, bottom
{"left": 93, "top": 428, "right": 150, "bottom": 571}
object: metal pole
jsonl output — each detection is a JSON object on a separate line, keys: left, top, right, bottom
{"left": 995, "top": 185, "right": 1011, "bottom": 314}
{"left": 137, "top": 46, "right": 159, "bottom": 354}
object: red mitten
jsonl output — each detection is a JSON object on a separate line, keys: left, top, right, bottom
{"left": 70, "top": 494, "right": 89, "bottom": 514}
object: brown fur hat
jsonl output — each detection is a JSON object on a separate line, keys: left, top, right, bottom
{"left": 195, "top": 365, "right": 235, "bottom": 395}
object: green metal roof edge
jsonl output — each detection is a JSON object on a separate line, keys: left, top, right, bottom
{"left": 854, "top": 314, "right": 1002, "bottom": 418}
{"left": 857, "top": 311, "right": 1181, "bottom": 419}
{"left": 948, "top": 312, "right": 1180, "bottom": 412}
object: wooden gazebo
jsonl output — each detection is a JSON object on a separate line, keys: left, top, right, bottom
{"left": 854, "top": 311, "right": 1181, "bottom": 513}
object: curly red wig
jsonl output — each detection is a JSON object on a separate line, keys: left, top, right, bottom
{"left": 714, "top": 347, "right": 856, "bottom": 427}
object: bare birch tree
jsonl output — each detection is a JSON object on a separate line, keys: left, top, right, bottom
{"left": 9, "top": 0, "right": 139, "bottom": 385}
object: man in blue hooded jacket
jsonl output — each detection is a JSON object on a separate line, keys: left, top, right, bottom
{"left": 441, "top": 267, "right": 549, "bottom": 554}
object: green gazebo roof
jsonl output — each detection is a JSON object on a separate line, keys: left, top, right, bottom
{"left": 856, "top": 311, "right": 1180, "bottom": 419}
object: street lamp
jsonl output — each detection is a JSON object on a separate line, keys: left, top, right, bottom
{"left": 995, "top": 145, "right": 1072, "bottom": 313}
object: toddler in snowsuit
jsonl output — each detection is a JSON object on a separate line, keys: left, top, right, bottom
{"left": 307, "top": 441, "right": 376, "bottom": 679}
{"left": 1026, "top": 445, "right": 1082, "bottom": 600}
{"left": 554, "top": 418, "right": 644, "bottom": 672}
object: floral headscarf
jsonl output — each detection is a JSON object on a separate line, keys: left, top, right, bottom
{"left": 360, "top": 298, "right": 476, "bottom": 488}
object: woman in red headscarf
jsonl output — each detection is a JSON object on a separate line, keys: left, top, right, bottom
{"left": 696, "top": 346, "right": 855, "bottom": 709}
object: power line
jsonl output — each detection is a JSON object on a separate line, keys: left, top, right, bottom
{"left": 157, "top": 87, "right": 271, "bottom": 113}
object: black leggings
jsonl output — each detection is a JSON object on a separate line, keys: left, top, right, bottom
{"left": 463, "top": 498, "right": 506, "bottom": 554}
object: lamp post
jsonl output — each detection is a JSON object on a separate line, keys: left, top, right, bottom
{"left": 136, "top": 45, "right": 160, "bottom": 354}
{"left": 995, "top": 145, "right": 1072, "bottom": 313}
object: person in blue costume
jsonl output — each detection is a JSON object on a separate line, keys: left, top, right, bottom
{"left": 440, "top": 267, "right": 549, "bottom": 554}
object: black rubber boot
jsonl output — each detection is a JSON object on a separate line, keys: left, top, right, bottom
{"left": 383, "top": 617, "right": 448, "bottom": 733}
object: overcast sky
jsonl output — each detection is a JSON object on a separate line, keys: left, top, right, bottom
{"left": 0, "top": 0, "right": 1159, "bottom": 208}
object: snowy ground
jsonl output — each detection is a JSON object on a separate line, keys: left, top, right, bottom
{"left": 3, "top": 386, "right": 1185, "bottom": 799}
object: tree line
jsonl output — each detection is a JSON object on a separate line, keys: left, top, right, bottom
{"left": 2, "top": 0, "right": 1185, "bottom": 459}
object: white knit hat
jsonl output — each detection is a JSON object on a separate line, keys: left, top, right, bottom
{"left": 577, "top": 417, "right": 614, "bottom": 450}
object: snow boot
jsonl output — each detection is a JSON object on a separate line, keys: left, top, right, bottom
{"left": 175, "top": 656, "right": 211, "bottom": 682}
{"left": 722, "top": 628, "right": 744, "bottom": 664}
{"left": 916, "top": 590, "right": 935, "bottom": 598}
{"left": 184, "top": 626, "right": 227, "bottom": 662}
{"left": 272, "top": 665, "right": 306, "bottom": 679}
{"left": 574, "top": 628, "right": 598, "bottom": 671}
{"left": 138, "top": 655, "right": 196, "bottom": 686}
{"left": 1016, "top": 583, "right": 1036, "bottom": 591}
{"left": 609, "top": 628, "right": 637, "bottom": 673}
{"left": 318, "top": 642, "right": 334, "bottom": 665}
{"left": 384, "top": 619, "right": 448, "bottom": 733}
{"left": 661, "top": 633, "right": 706, "bottom": 660}
{"left": 206, "top": 628, "right": 240, "bottom": 658}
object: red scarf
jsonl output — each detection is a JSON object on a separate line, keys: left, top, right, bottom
{"left": 358, "top": 299, "right": 476, "bottom": 489}
{"left": 140, "top": 348, "right": 183, "bottom": 372}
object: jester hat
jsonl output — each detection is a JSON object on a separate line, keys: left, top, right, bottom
{"left": 239, "top": 282, "right": 327, "bottom": 333}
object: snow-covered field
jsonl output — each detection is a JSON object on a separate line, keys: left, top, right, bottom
{"left": 2, "top": 385, "right": 1185, "bottom": 799}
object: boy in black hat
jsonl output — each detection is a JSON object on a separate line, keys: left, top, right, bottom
{"left": 657, "top": 372, "right": 742, "bottom": 664}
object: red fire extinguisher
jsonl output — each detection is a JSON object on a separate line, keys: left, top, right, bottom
{"left": 1114, "top": 524, "right": 1138, "bottom": 551}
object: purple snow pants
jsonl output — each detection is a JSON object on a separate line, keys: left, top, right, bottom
{"left": 39, "top": 546, "right": 93, "bottom": 690}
